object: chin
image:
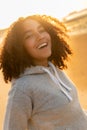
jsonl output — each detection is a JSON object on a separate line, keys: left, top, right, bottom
{"left": 45, "top": 50, "right": 51, "bottom": 56}
{"left": 42, "top": 52, "right": 51, "bottom": 59}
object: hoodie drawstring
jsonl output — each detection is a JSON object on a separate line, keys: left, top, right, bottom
{"left": 42, "top": 62, "right": 72, "bottom": 101}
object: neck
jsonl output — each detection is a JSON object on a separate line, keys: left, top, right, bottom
{"left": 32, "top": 59, "right": 49, "bottom": 67}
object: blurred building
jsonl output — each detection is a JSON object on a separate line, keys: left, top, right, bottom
{"left": 62, "top": 8, "right": 87, "bottom": 35}
{"left": 0, "top": 8, "right": 87, "bottom": 41}
{"left": 0, "top": 29, "right": 7, "bottom": 44}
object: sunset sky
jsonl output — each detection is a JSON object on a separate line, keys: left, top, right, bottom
{"left": 0, "top": 0, "right": 87, "bottom": 29}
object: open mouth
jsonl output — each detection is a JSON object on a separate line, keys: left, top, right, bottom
{"left": 37, "top": 43, "right": 48, "bottom": 49}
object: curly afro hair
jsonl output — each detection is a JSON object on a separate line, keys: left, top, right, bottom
{"left": 0, "top": 14, "right": 72, "bottom": 83}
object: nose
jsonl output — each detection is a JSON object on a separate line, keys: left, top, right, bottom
{"left": 35, "top": 32, "right": 44, "bottom": 40}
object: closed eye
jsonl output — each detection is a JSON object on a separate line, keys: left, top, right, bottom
{"left": 39, "top": 28, "right": 46, "bottom": 33}
{"left": 24, "top": 33, "right": 34, "bottom": 40}
{"left": 38, "top": 25, "right": 46, "bottom": 33}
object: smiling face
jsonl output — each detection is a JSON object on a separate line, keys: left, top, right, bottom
{"left": 22, "top": 19, "right": 52, "bottom": 66}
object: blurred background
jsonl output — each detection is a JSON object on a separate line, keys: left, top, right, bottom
{"left": 0, "top": 0, "right": 87, "bottom": 130}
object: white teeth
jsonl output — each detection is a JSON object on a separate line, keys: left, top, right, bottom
{"left": 38, "top": 43, "right": 47, "bottom": 49}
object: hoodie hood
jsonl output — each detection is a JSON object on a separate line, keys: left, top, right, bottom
{"left": 21, "top": 65, "right": 51, "bottom": 76}
{"left": 19, "top": 62, "right": 72, "bottom": 102}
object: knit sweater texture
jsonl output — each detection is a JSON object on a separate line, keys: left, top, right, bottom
{"left": 3, "top": 63, "right": 87, "bottom": 130}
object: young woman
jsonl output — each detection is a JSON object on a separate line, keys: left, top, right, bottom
{"left": 0, "top": 15, "right": 87, "bottom": 130}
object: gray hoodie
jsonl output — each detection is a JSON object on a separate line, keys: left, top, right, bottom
{"left": 3, "top": 62, "right": 87, "bottom": 130}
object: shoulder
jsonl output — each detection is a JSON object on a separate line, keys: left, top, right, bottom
{"left": 56, "top": 67, "right": 76, "bottom": 87}
{"left": 9, "top": 75, "right": 34, "bottom": 97}
{"left": 56, "top": 67, "right": 69, "bottom": 79}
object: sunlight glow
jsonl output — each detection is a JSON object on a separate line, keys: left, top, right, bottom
{"left": 0, "top": 0, "right": 87, "bottom": 29}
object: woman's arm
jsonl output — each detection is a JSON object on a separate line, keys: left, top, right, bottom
{"left": 3, "top": 87, "right": 32, "bottom": 130}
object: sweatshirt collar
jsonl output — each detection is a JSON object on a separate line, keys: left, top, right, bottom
{"left": 20, "top": 63, "right": 53, "bottom": 76}
{"left": 19, "top": 62, "right": 72, "bottom": 102}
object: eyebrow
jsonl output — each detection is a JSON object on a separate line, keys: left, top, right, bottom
{"left": 23, "top": 30, "right": 32, "bottom": 36}
{"left": 23, "top": 24, "right": 44, "bottom": 36}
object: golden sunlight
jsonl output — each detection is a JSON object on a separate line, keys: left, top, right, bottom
{"left": 0, "top": 1, "right": 87, "bottom": 130}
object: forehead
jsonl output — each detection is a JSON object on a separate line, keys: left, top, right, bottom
{"left": 22, "top": 19, "right": 42, "bottom": 31}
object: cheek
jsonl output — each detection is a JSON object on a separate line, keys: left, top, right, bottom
{"left": 23, "top": 40, "right": 34, "bottom": 54}
{"left": 46, "top": 33, "right": 51, "bottom": 43}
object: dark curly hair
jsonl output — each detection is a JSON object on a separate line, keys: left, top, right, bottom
{"left": 0, "top": 14, "right": 72, "bottom": 83}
